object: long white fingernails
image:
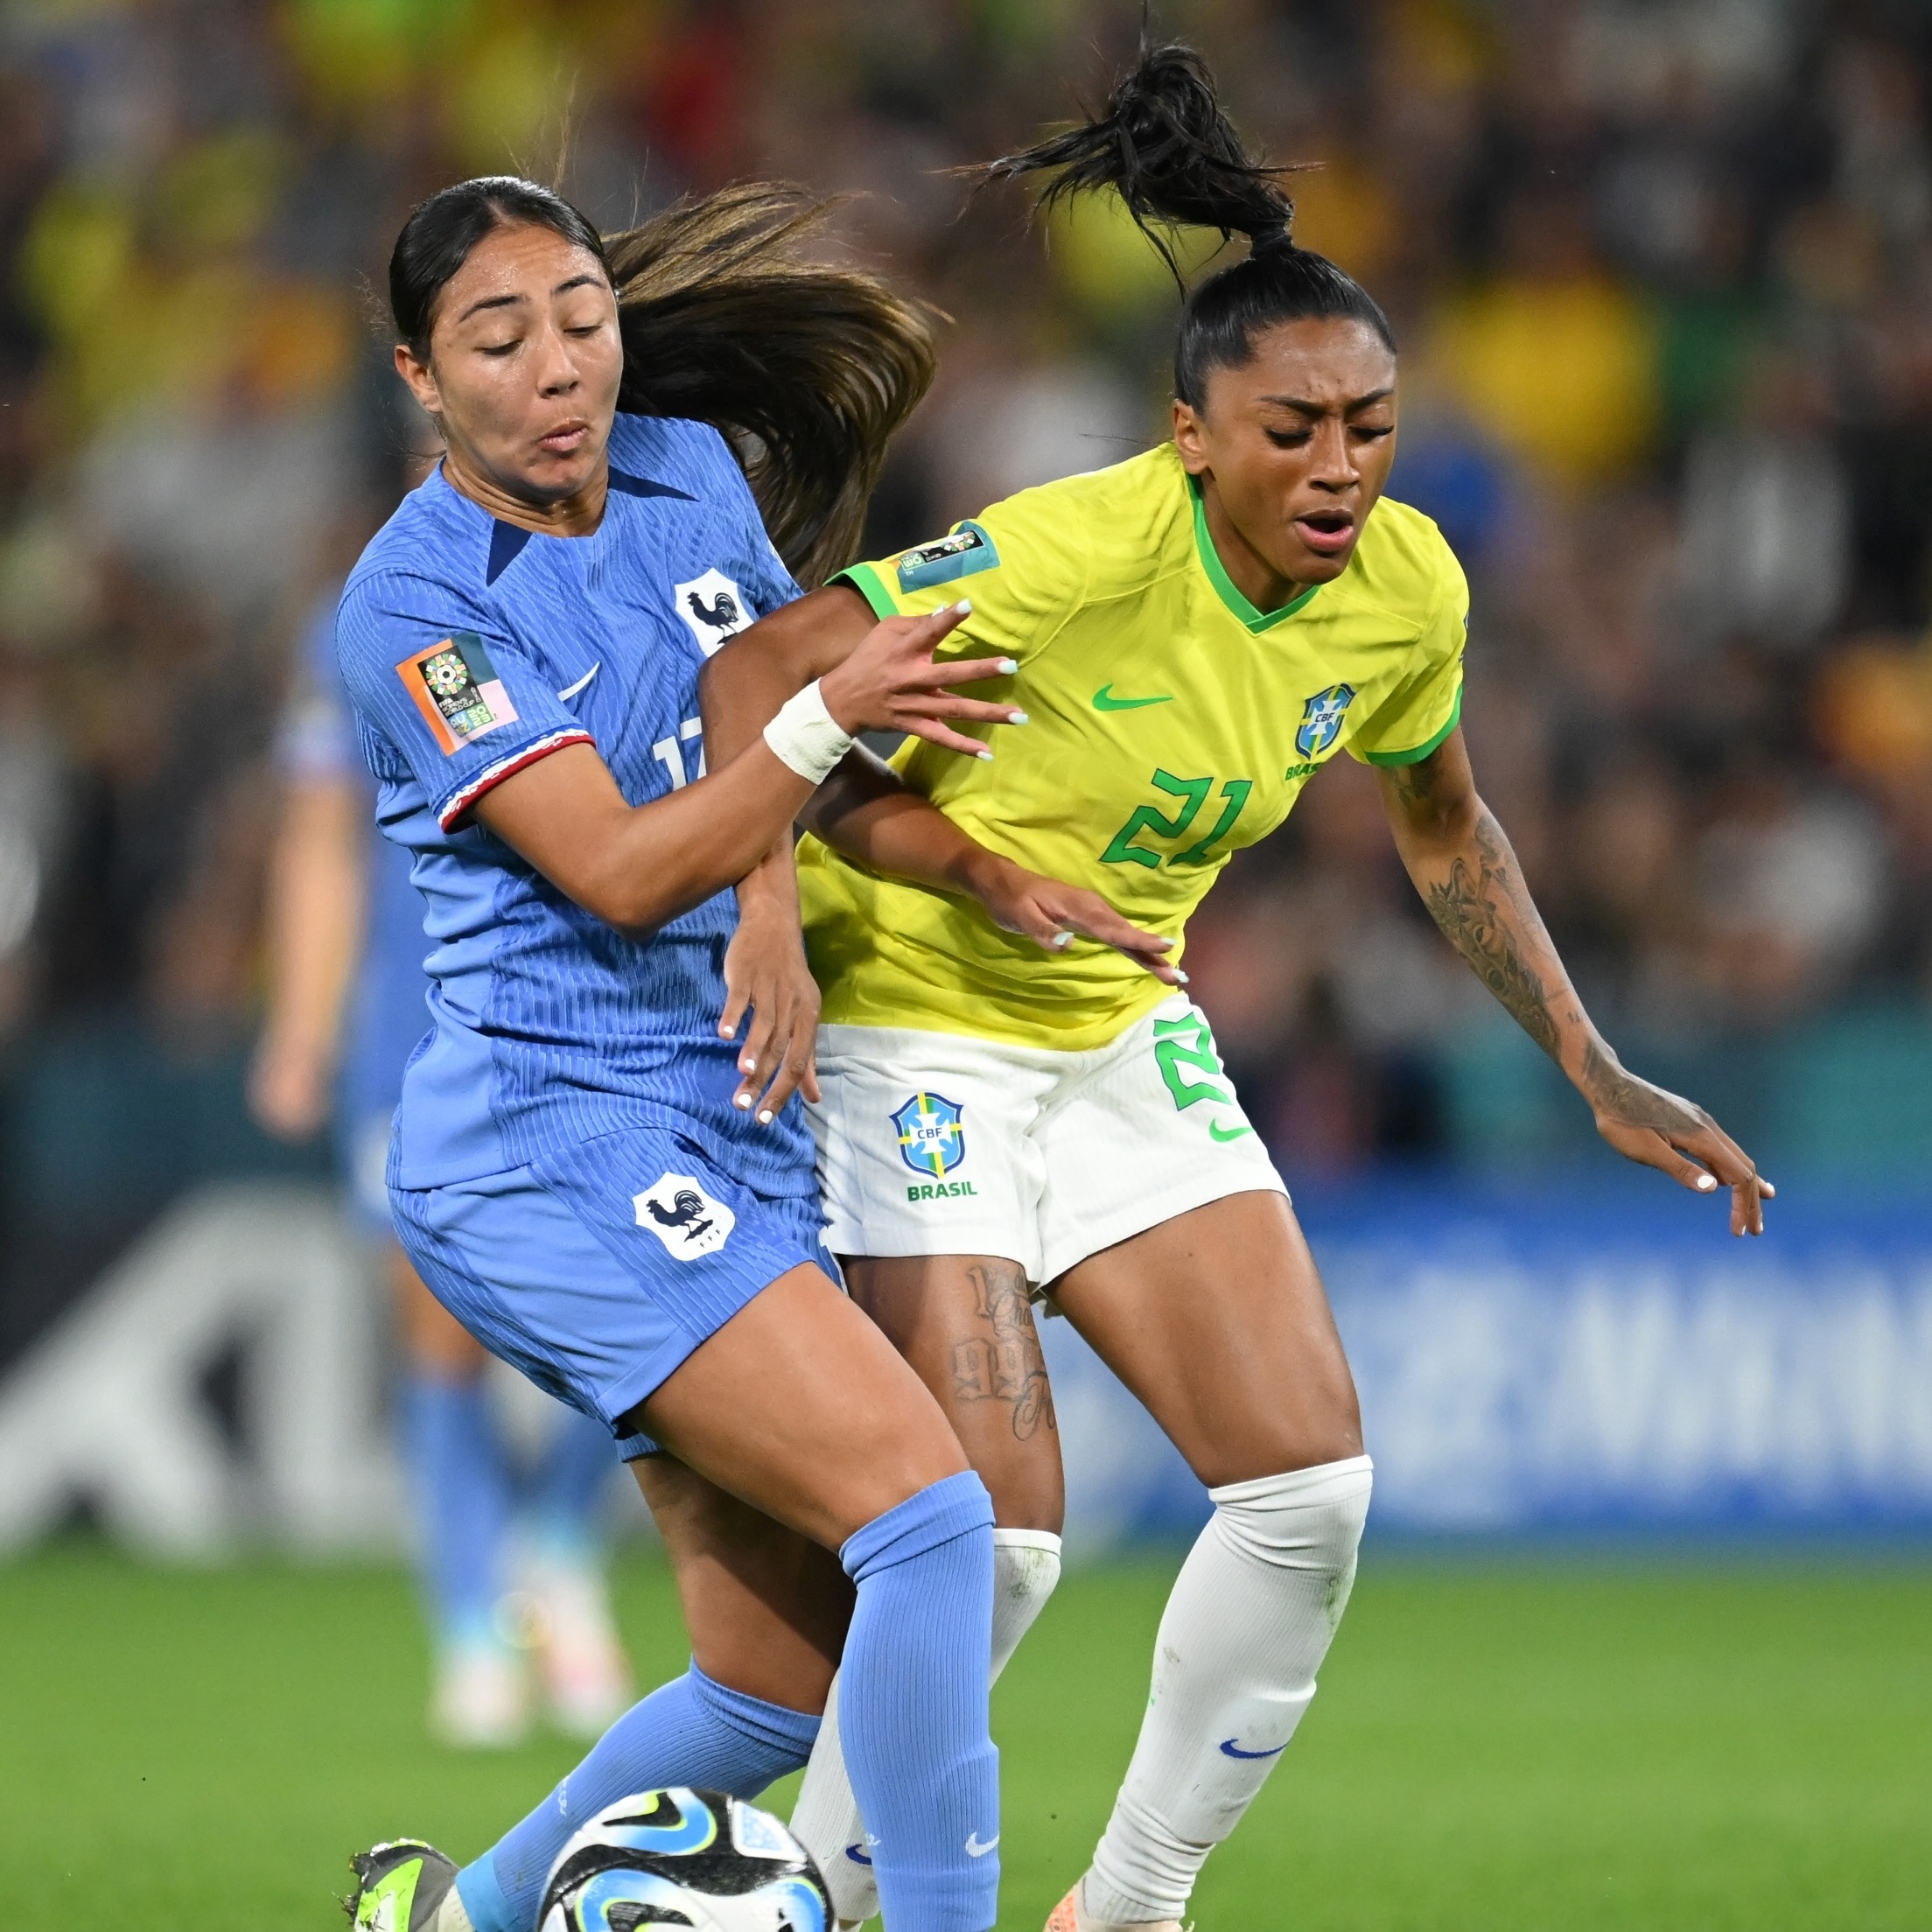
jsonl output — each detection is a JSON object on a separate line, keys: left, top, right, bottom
{"left": 733, "top": 1093, "right": 752, "bottom": 1110}
{"left": 955, "top": 598, "right": 973, "bottom": 615}
{"left": 1053, "top": 931, "right": 1073, "bottom": 948}
{"left": 998, "top": 657, "right": 1018, "bottom": 674}
{"left": 1009, "top": 710, "right": 1029, "bottom": 724}
{"left": 1696, "top": 1172, "right": 1717, "bottom": 1191}
{"left": 758, "top": 1110, "right": 774, "bottom": 1124}
{"left": 976, "top": 747, "right": 993, "bottom": 761}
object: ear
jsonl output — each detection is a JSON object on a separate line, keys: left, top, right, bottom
{"left": 1171, "top": 397, "right": 1209, "bottom": 476}
{"left": 394, "top": 342, "right": 442, "bottom": 420}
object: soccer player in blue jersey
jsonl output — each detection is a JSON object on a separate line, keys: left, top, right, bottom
{"left": 255, "top": 569, "right": 634, "bottom": 1748}
{"left": 336, "top": 178, "right": 1164, "bottom": 1932}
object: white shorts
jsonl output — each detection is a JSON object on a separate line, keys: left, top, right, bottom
{"left": 808, "top": 996, "right": 1288, "bottom": 1285}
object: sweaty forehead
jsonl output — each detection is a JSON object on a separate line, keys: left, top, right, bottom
{"left": 1225, "top": 318, "right": 1396, "bottom": 407}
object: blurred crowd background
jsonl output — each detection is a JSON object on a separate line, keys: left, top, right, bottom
{"left": 1, "top": 0, "right": 1930, "bottom": 1366}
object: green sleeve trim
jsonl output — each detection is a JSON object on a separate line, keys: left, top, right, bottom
{"left": 829, "top": 561, "right": 900, "bottom": 621}
{"left": 1359, "top": 684, "right": 1463, "bottom": 766}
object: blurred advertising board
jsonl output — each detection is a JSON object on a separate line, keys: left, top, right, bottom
{"left": 1045, "top": 1173, "right": 1932, "bottom": 1554}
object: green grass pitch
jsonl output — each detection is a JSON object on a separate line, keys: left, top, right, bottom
{"left": 4, "top": 1542, "right": 1928, "bottom": 1928}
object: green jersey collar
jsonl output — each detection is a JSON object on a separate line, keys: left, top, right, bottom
{"left": 1187, "top": 472, "right": 1321, "bottom": 632}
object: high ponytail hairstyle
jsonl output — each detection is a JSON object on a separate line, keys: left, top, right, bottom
{"left": 978, "top": 41, "right": 1395, "bottom": 408}
{"left": 388, "top": 178, "right": 938, "bottom": 586}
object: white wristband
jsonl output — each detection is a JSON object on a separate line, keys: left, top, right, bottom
{"left": 762, "top": 678, "right": 854, "bottom": 785}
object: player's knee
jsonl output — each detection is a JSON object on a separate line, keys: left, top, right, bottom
{"left": 1208, "top": 1456, "right": 1373, "bottom": 1584}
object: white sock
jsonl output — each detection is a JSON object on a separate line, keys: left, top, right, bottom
{"left": 1081, "top": 1456, "right": 1373, "bottom": 1927}
{"left": 793, "top": 1527, "right": 1062, "bottom": 1924}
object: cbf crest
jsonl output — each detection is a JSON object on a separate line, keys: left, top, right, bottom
{"left": 892, "top": 1092, "right": 965, "bottom": 1179}
{"left": 1295, "top": 682, "right": 1357, "bottom": 759}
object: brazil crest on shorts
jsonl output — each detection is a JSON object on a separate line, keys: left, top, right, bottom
{"left": 892, "top": 1092, "right": 965, "bottom": 1179}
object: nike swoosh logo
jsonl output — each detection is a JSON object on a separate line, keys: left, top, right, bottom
{"left": 965, "top": 1832, "right": 999, "bottom": 1858}
{"left": 556, "top": 662, "right": 600, "bottom": 701}
{"left": 844, "top": 1844, "right": 874, "bottom": 1866}
{"left": 1094, "top": 683, "right": 1173, "bottom": 711}
{"left": 1208, "top": 1120, "right": 1253, "bottom": 1142}
{"left": 1220, "top": 1737, "right": 1287, "bottom": 1760}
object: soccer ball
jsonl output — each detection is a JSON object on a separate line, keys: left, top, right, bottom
{"left": 538, "top": 1787, "right": 831, "bottom": 1932}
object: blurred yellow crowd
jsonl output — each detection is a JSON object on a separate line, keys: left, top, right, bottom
{"left": 1, "top": 0, "right": 1930, "bottom": 1180}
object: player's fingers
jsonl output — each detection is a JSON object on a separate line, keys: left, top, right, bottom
{"left": 910, "top": 653, "right": 1020, "bottom": 690}
{"left": 900, "top": 718, "right": 998, "bottom": 761}
{"left": 755, "top": 1029, "right": 818, "bottom": 1124}
{"left": 898, "top": 696, "right": 1027, "bottom": 724}
{"left": 718, "top": 976, "right": 751, "bottom": 1043}
{"left": 732, "top": 996, "right": 780, "bottom": 1113}
{"left": 1601, "top": 1117, "right": 1719, "bottom": 1194}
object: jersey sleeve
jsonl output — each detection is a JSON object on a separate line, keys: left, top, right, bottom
{"left": 336, "top": 567, "right": 593, "bottom": 831}
{"left": 828, "top": 486, "right": 1090, "bottom": 666}
{"left": 1345, "top": 540, "right": 1469, "bottom": 766}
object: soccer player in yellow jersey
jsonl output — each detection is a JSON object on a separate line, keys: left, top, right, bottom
{"left": 703, "top": 42, "right": 1773, "bottom": 1932}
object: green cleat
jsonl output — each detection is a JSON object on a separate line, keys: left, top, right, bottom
{"left": 345, "top": 1838, "right": 468, "bottom": 1932}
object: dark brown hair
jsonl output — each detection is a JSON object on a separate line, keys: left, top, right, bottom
{"left": 387, "top": 178, "right": 938, "bottom": 586}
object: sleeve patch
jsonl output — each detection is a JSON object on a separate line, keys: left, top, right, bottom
{"left": 896, "top": 520, "right": 1001, "bottom": 592}
{"left": 396, "top": 632, "right": 522, "bottom": 753}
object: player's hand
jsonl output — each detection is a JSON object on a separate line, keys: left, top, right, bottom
{"left": 720, "top": 871, "right": 821, "bottom": 1125}
{"left": 248, "top": 1029, "right": 332, "bottom": 1142}
{"left": 1586, "top": 1057, "right": 1774, "bottom": 1236}
{"left": 967, "top": 853, "right": 1183, "bottom": 986}
{"left": 819, "top": 600, "right": 1025, "bottom": 760}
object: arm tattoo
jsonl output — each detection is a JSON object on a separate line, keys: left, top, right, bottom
{"left": 948, "top": 1260, "right": 1056, "bottom": 1441}
{"left": 1580, "top": 1038, "right": 1693, "bottom": 1132}
{"left": 1421, "top": 810, "right": 1569, "bottom": 1060}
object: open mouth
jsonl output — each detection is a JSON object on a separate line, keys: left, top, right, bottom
{"left": 1294, "top": 509, "right": 1356, "bottom": 555}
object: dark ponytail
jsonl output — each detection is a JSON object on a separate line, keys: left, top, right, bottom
{"left": 979, "top": 41, "right": 1395, "bottom": 407}
{"left": 387, "top": 178, "right": 937, "bottom": 588}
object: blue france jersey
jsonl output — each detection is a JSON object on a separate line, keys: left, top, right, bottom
{"left": 335, "top": 413, "right": 814, "bottom": 1195}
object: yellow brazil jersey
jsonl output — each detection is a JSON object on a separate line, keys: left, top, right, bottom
{"left": 796, "top": 441, "right": 1467, "bottom": 1050}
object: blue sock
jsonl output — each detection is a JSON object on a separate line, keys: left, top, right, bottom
{"left": 399, "top": 1373, "right": 512, "bottom": 1648}
{"left": 839, "top": 1472, "right": 998, "bottom": 1932}
{"left": 523, "top": 1405, "right": 618, "bottom": 1560}
{"left": 457, "top": 1663, "right": 820, "bottom": 1932}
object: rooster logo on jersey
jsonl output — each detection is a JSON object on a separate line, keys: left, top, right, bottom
{"left": 674, "top": 568, "right": 754, "bottom": 657}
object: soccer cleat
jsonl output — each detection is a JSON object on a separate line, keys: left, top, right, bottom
{"left": 430, "top": 1637, "right": 531, "bottom": 1748}
{"left": 346, "top": 1839, "right": 472, "bottom": 1932}
{"left": 1044, "top": 1879, "right": 1184, "bottom": 1932}
{"left": 522, "top": 1557, "right": 634, "bottom": 1738}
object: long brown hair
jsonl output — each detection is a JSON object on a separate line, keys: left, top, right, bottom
{"left": 388, "top": 176, "right": 939, "bottom": 588}
{"left": 607, "top": 184, "right": 940, "bottom": 587}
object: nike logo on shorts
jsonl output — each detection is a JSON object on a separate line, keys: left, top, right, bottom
{"left": 1208, "top": 1119, "right": 1253, "bottom": 1142}
{"left": 1220, "top": 1737, "right": 1287, "bottom": 1759}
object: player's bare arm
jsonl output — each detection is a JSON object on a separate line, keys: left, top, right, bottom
{"left": 477, "top": 601, "right": 1008, "bottom": 935}
{"left": 1377, "top": 727, "right": 1774, "bottom": 1236}
{"left": 698, "top": 595, "right": 1183, "bottom": 1008}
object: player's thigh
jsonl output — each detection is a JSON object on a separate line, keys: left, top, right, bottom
{"left": 635, "top": 1452, "right": 853, "bottom": 1712}
{"left": 1052, "top": 1190, "right": 1362, "bottom": 1488}
{"left": 633, "top": 1261, "right": 970, "bottom": 1552}
{"left": 844, "top": 1253, "right": 1065, "bottom": 1534}
{"left": 395, "top": 1144, "right": 967, "bottom": 1555}
{"left": 388, "top": 1245, "right": 489, "bottom": 1375}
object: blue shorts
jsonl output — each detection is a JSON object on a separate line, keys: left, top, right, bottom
{"left": 390, "top": 1123, "right": 835, "bottom": 1459}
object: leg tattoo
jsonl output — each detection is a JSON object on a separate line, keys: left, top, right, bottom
{"left": 948, "top": 1261, "right": 1057, "bottom": 1441}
